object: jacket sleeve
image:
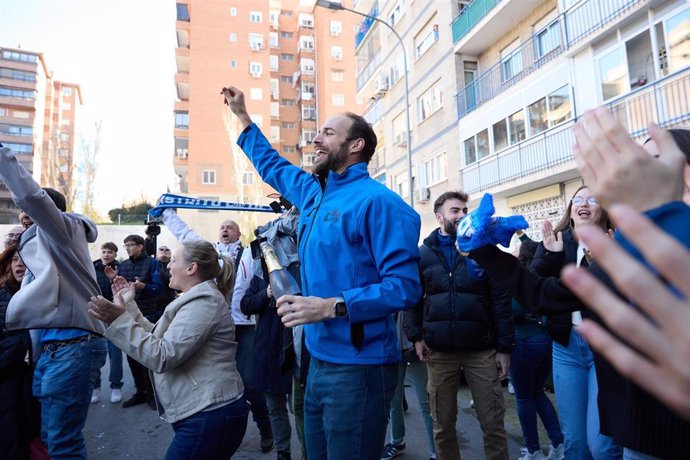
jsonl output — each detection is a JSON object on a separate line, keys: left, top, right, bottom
{"left": 105, "top": 293, "right": 222, "bottom": 373}
{"left": 470, "top": 245, "right": 583, "bottom": 315}
{"left": 240, "top": 275, "right": 271, "bottom": 316}
{"left": 232, "top": 249, "right": 254, "bottom": 316}
{"left": 530, "top": 242, "right": 565, "bottom": 277}
{"left": 0, "top": 147, "right": 77, "bottom": 245}
{"left": 237, "top": 124, "right": 321, "bottom": 213}
{"left": 142, "top": 259, "right": 162, "bottom": 297}
{"left": 342, "top": 194, "right": 423, "bottom": 324}
{"left": 402, "top": 263, "right": 425, "bottom": 344}
{"left": 486, "top": 276, "right": 515, "bottom": 353}
{"left": 161, "top": 208, "right": 203, "bottom": 242}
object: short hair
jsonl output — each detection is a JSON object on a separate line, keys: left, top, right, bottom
{"left": 433, "top": 191, "right": 469, "bottom": 213}
{"left": 43, "top": 187, "right": 66, "bottom": 212}
{"left": 343, "top": 112, "right": 377, "bottom": 163}
{"left": 101, "top": 242, "right": 118, "bottom": 252}
{"left": 124, "top": 234, "right": 145, "bottom": 246}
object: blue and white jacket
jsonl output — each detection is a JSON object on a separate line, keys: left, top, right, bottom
{"left": 238, "top": 124, "right": 422, "bottom": 365}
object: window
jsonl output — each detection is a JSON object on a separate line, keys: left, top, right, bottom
{"left": 282, "top": 122, "right": 295, "bottom": 129}
{"left": 301, "top": 58, "right": 315, "bottom": 74}
{"left": 389, "top": 54, "right": 404, "bottom": 85}
{"left": 331, "top": 46, "right": 343, "bottom": 61}
{"left": 388, "top": 1, "right": 406, "bottom": 27}
{"left": 176, "top": 3, "right": 190, "bottom": 21}
{"left": 250, "top": 88, "right": 263, "bottom": 100}
{"left": 301, "top": 81, "right": 315, "bottom": 95}
{"left": 418, "top": 81, "right": 443, "bottom": 122}
{"left": 202, "top": 170, "right": 216, "bottom": 184}
{"left": 269, "top": 10, "right": 279, "bottom": 27}
{"left": 12, "top": 110, "right": 29, "bottom": 119}
{"left": 0, "top": 142, "right": 32, "bottom": 153}
{"left": 249, "top": 61, "right": 263, "bottom": 77}
{"left": 175, "top": 138, "right": 188, "bottom": 158}
{"left": 271, "top": 78, "right": 279, "bottom": 99}
{"left": 59, "top": 132, "right": 70, "bottom": 141}
{"left": 299, "top": 13, "right": 314, "bottom": 28}
{"left": 281, "top": 99, "right": 295, "bottom": 107}
{"left": 269, "top": 33, "right": 279, "bottom": 48}
{"left": 528, "top": 85, "right": 571, "bottom": 135}
{"left": 331, "top": 70, "right": 344, "bottom": 82}
{"left": 332, "top": 94, "right": 345, "bottom": 107}
{"left": 250, "top": 11, "right": 262, "bottom": 23}
{"left": 242, "top": 172, "right": 254, "bottom": 185}
{"left": 63, "top": 102, "right": 71, "bottom": 111}
{"left": 330, "top": 20, "right": 342, "bottom": 36}
{"left": 249, "top": 33, "right": 264, "bottom": 49}
{"left": 421, "top": 153, "right": 447, "bottom": 186}
{"left": 598, "top": 47, "right": 626, "bottom": 101}
{"left": 229, "top": 33, "right": 237, "bottom": 42}
{"left": 281, "top": 9, "right": 293, "bottom": 16}
{"left": 302, "top": 129, "right": 317, "bottom": 142}
{"left": 270, "top": 126, "right": 280, "bottom": 142}
{"left": 1, "top": 50, "right": 37, "bottom": 63}
{"left": 535, "top": 18, "right": 560, "bottom": 58}
{"left": 666, "top": 8, "right": 690, "bottom": 72}
{"left": 230, "top": 7, "right": 237, "bottom": 16}
{"left": 392, "top": 111, "right": 407, "bottom": 145}
{"left": 414, "top": 20, "right": 438, "bottom": 59}
{"left": 280, "top": 75, "right": 292, "bottom": 83}
{"left": 463, "top": 129, "right": 489, "bottom": 165}
{"left": 283, "top": 145, "right": 296, "bottom": 153}
{"left": 300, "top": 36, "right": 314, "bottom": 51}
{"left": 280, "top": 31, "right": 294, "bottom": 38}
{"left": 493, "top": 119, "right": 508, "bottom": 152}
{"left": 0, "top": 108, "right": 4, "bottom": 116}
{"left": 281, "top": 53, "right": 294, "bottom": 61}
{"left": 270, "top": 55, "right": 279, "bottom": 71}
{"left": 230, "top": 60, "right": 237, "bottom": 68}
{"left": 509, "top": 110, "right": 526, "bottom": 144}
{"left": 0, "top": 87, "right": 34, "bottom": 100}
{"left": 174, "top": 111, "right": 189, "bottom": 129}
{"left": 302, "top": 105, "right": 316, "bottom": 120}
{"left": 501, "top": 40, "right": 523, "bottom": 82}
{"left": 0, "top": 68, "right": 37, "bottom": 82}
{"left": 271, "top": 102, "right": 280, "bottom": 118}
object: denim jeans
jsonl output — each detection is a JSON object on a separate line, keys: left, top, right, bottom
{"left": 388, "top": 349, "right": 435, "bottom": 457}
{"left": 164, "top": 396, "right": 249, "bottom": 460}
{"left": 107, "top": 340, "right": 124, "bottom": 389}
{"left": 34, "top": 335, "right": 107, "bottom": 459}
{"left": 305, "top": 357, "right": 397, "bottom": 460}
{"left": 88, "top": 337, "right": 108, "bottom": 390}
{"left": 291, "top": 377, "right": 307, "bottom": 459}
{"left": 552, "top": 329, "right": 622, "bottom": 460}
{"left": 235, "top": 325, "right": 271, "bottom": 431}
{"left": 510, "top": 332, "right": 563, "bottom": 454}
{"left": 265, "top": 392, "right": 292, "bottom": 453}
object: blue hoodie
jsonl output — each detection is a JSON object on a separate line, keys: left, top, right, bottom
{"left": 238, "top": 124, "right": 422, "bottom": 365}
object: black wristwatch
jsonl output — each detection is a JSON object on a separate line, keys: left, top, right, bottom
{"left": 334, "top": 297, "right": 347, "bottom": 317}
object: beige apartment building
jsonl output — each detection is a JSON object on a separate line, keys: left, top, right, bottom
{"left": 452, "top": 0, "right": 690, "bottom": 241}
{"left": 173, "top": 0, "right": 363, "bottom": 241}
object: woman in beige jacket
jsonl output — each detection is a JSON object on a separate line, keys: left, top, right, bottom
{"left": 89, "top": 240, "right": 248, "bottom": 459}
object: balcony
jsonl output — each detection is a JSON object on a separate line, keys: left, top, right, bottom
{"left": 455, "top": 0, "right": 643, "bottom": 120}
{"left": 363, "top": 98, "right": 383, "bottom": 125}
{"left": 461, "top": 67, "right": 690, "bottom": 194}
{"left": 356, "top": 51, "right": 382, "bottom": 91}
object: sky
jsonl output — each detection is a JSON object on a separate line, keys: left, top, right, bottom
{"left": 0, "top": 0, "right": 177, "bottom": 217}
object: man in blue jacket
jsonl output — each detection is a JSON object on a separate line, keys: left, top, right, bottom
{"left": 222, "top": 86, "right": 422, "bottom": 460}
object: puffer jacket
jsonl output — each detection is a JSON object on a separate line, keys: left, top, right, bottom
{"left": 404, "top": 229, "right": 515, "bottom": 353}
{"left": 0, "top": 146, "right": 103, "bottom": 334}
{"left": 105, "top": 280, "right": 244, "bottom": 423}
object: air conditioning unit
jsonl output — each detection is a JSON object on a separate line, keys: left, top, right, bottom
{"left": 416, "top": 186, "right": 431, "bottom": 203}
{"left": 251, "top": 43, "right": 262, "bottom": 51}
{"left": 394, "top": 133, "right": 407, "bottom": 147}
{"left": 299, "top": 138, "right": 310, "bottom": 148}
{"left": 375, "top": 75, "right": 389, "bottom": 94}
{"left": 300, "top": 20, "right": 314, "bottom": 28}
{"left": 250, "top": 71, "right": 262, "bottom": 78}
{"left": 176, "top": 149, "right": 188, "bottom": 159}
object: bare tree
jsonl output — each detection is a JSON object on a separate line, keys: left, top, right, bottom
{"left": 77, "top": 120, "right": 102, "bottom": 221}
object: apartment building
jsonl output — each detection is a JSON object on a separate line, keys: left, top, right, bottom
{"left": 0, "top": 47, "right": 49, "bottom": 223}
{"left": 348, "top": 0, "right": 463, "bottom": 236}
{"left": 173, "top": 0, "right": 363, "bottom": 241}
{"left": 41, "top": 80, "right": 82, "bottom": 211}
{"left": 452, "top": 0, "right": 690, "bottom": 240}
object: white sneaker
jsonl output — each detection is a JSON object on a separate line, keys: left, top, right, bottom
{"left": 90, "top": 389, "right": 99, "bottom": 404}
{"left": 518, "top": 450, "right": 546, "bottom": 460}
{"left": 110, "top": 388, "right": 123, "bottom": 403}
{"left": 547, "top": 444, "right": 564, "bottom": 460}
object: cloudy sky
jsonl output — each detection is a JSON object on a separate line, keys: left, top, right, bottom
{"left": 0, "top": 0, "right": 177, "bottom": 216}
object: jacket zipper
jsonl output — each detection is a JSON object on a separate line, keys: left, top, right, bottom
{"left": 299, "top": 179, "right": 329, "bottom": 297}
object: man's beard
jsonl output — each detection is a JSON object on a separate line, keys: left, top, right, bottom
{"left": 312, "top": 145, "right": 349, "bottom": 178}
{"left": 443, "top": 218, "right": 457, "bottom": 239}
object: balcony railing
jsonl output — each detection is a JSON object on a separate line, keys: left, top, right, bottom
{"left": 363, "top": 98, "right": 384, "bottom": 125}
{"left": 461, "top": 67, "right": 690, "bottom": 193}
{"left": 356, "top": 51, "right": 383, "bottom": 91}
{"left": 455, "top": 0, "right": 642, "bottom": 119}
{"left": 452, "top": 0, "right": 502, "bottom": 44}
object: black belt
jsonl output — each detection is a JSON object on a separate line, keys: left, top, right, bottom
{"left": 43, "top": 333, "right": 94, "bottom": 352}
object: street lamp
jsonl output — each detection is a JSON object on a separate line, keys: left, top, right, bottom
{"left": 316, "top": 0, "right": 415, "bottom": 210}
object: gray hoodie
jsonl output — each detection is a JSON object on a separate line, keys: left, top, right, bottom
{"left": 0, "top": 146, "right": 104, "bottom": 334}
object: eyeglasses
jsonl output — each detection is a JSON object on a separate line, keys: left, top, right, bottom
{"left": 572, "top": 196, "right": 598, "bottom": 206}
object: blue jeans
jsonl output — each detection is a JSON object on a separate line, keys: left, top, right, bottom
{"left": 553, "top": 330, "right": 621, "bottom": 460}
{"left": 305, "top": 357, "right": 398, "bottom": 460}
{"left": 88, "top": 337, "right": 109, "bottom": 390}
{"left": 389, "top": 349, "right": 435, "bottom": 456}
{"left": 107, "top": 340, "right": 124, "bottom": 389}
{"left": 34, "top": 335, "right": 107, "bottom": 459}
{"left": 265, "top": 392, "right": 292, "bottom": 453}
{"left": 235, "top": 325, "right": 271, "bottom": 431}
{"left": 164, "top": 396, "right": 249, "bottom": 460}
{"left": 510, "top": 332, "right": 563, "bottom": 454}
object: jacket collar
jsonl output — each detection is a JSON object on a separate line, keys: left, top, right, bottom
{"left": 326, "top": 162, "right": 369, "bottom": 185}
{"left": 129, "top": 252, "right": 149, "bottom": 263}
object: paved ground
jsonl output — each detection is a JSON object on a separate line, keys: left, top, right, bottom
{"left": 85, "top": 359, "right": 557, "bottom": 459}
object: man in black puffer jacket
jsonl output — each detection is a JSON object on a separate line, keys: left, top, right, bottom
{"left": 404, "top": 190, "right": 514, "bottom": 460}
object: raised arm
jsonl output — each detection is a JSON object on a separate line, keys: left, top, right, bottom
{"left": 161, "top": 208, "right": 203, "bottom": 242}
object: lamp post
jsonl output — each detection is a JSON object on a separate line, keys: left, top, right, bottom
{"left": 316, "top": 0, "right": 415, "bottom": 210}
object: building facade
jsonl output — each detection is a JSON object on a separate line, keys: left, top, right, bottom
{"left": 172, "top": 0, "right": 363, "bottom": 240}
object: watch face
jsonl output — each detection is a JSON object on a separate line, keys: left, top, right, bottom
{"left": 335, "top": 301, "right": 347, "bottom": 317}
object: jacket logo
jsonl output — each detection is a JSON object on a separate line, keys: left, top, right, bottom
{"left": 324, "top": 209, "right": 340, "bottom": 223}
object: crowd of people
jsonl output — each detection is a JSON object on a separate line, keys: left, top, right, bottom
{"left": 0, "top": 89, "right": 688, "bottom": 460}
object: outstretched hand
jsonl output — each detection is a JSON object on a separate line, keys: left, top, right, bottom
{"left": 541, "top": 219, "right": 563, "bottom": 252}
{"left": 220, "top": 86, "right": 252, "bottom": 130}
